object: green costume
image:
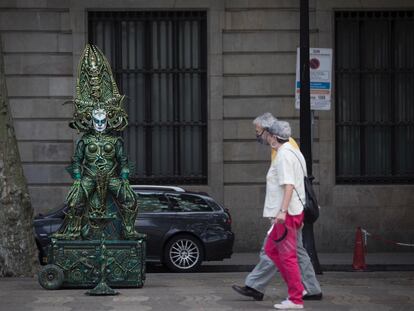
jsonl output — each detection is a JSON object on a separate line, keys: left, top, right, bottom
{"left": 38, "top": 45, "right": 145, "bottom": 294}
{"left": 54, "top": 44, "right": 139, "bottom": 240}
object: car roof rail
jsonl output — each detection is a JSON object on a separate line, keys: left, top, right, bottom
{"left": 131, "top": 185, "right": 186, "bottom": 192}
{"left": 185, "top": 191, "right": 210, "bottom": 196}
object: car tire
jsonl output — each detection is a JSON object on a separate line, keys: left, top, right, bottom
{"left": 164, "top": 234, "right": 204, "bottom": 273}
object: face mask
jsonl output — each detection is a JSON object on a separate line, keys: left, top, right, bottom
{"left": 92, "top": 109, "right": 108, "bottom": 132}
{"left": 256, "top": 130, "right": 269, "bottom": 145}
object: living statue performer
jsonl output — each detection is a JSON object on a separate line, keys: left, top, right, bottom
{"left": 38, "top": 45, "right": 145, "bottom": 293}
{"left": 53, "top": 44, "right": 139, "bottom": 240}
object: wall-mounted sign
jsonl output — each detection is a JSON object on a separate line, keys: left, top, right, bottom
{"left": 295, "top": 48, "right": 332, "bottom": 110}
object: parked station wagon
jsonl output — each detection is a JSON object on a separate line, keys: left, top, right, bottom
{"left": 34, "top": 186, "right": 234, "bottom": 272}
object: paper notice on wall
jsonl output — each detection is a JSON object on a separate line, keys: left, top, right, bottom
{"left": 295, "top": 48, "right": 332, "bottom": 110}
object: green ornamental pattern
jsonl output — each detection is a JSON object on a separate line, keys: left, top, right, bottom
{"left": 39, "top": 45, "right": 145, "bottom": 293}
{"left": 54, "top": 44, "right": 139, "bottom": 241}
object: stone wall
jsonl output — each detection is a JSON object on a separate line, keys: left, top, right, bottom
{"left": 1, "top": 0, "right": 74, "bottom": 215}
{"left": 314, "top": 0, "right": 414, "bottom": 252}
{"left": 222, "top": 0, "right": 319, "bottom": 251}
{"left": 1, "top": 0, "right": 414, "bottom": 252}
{"left": 223, "top": 0, "right": 414, "bottom": 252}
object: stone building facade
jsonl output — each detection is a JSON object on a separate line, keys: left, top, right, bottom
{"left": 1, "top": 0, "right": 414, "bottom": 252}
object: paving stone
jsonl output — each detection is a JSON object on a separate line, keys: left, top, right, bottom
{"left": 0, "top": 272, "right": 413, "bottom": 310}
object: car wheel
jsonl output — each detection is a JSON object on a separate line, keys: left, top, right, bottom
{"left": 164, "top": 235, "right": 204, "bottom": 272}
{"left": 38, "top": 264, "right": 64, "bottom": 290}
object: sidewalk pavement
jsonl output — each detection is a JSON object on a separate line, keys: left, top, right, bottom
{"left": 1, "top": 271, "right": 413, "bottom": 311}
{"left": 202, "top": 252, "right": 414, "bottom": 272}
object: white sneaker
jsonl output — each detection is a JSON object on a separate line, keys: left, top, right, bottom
{"left": 284, "top": 292, "right": 306, "bottom": 303}
{"left": 274, "top": 299, "right": 304, "bottom": 309}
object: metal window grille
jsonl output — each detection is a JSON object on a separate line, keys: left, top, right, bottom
{"left": 88, "top": 11, "right": 208, "bottom": 184}
{"left": 335, "top": 11, "right": 414, "bottom": 184}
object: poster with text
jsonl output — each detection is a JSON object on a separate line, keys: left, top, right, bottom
{"left": 295, "top": 48, "right": 332, "bottom": 110}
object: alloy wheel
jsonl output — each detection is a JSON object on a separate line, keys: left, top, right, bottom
{"left": 169, "top": 238, "right": 200, "bottom": 270}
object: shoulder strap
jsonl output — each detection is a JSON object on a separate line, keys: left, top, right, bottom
{"left": 285, "top": 148, "right": 306, "bottom": 208}
{"left": 286, "top": 149, "right": 307, "bottom": 177}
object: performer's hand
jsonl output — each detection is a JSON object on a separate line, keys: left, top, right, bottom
{"left": 120, "top": 172, "right": 129, "bottom": 180}
{"left": 117, "top": 178, "right": 131, "bottom": 201}
{"left": 66, "top": 179, "right": 82, "bottom": 204}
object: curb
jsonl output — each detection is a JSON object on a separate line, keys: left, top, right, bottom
{"left": 198, "top": 264, "right": 414, "bottom": 273}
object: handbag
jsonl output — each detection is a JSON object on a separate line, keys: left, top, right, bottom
{"left": 288, "top": 150, "right": 320, "bottom": 224}
{"left": 270, "top": 223, "right": 288, "bottom": 243}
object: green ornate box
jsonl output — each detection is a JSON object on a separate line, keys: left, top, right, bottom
{"left": 40, "top": 239, "right": 146, "bottom": 290}
{"left": 37, "top": 45, "right": 147, "bottom": 295}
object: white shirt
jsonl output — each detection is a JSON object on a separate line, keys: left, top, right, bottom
{"left": 263, "top": 143, "right": 307, "bottom": 217}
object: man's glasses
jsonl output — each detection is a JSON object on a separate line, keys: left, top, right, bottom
{"left": 256, "top": 129, "right": 266, "bottom": 138}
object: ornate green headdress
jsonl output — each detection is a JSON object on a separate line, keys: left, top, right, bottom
{"left": 69, "top": 44, "right": 128, "bottom": 132}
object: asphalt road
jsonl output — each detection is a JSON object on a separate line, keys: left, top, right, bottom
{"left": 0, "top": 271, "right": 413, "bottom": 311}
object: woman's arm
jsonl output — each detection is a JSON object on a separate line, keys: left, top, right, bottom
{"left": 276, "top": 184, "right": 294, "bottom": 223}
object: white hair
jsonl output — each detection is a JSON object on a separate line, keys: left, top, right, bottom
{"left": 252, "top": 112, "right": 277, "bottom": 129}
{"left": 268, "top": 120, "right": 291, "bottom": 140}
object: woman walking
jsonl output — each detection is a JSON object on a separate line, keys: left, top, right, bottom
{"left": 263, "top": 120, "right": 307, "bottom": 310}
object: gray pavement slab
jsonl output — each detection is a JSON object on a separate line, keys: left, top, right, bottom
{"left": 0, "top": 271, "right": 413, "bottom": 311}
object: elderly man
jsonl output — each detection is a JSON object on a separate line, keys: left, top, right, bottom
{"left": 232, "top": 113, "right": 322, "bottom": 301}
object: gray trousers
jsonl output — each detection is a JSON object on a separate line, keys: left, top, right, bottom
{"left": 245, "top": 228, "right": 321, "bottom": 295}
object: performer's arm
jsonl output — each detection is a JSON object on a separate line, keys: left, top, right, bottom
{"left": 116, "top": 138, "right": 129, "bottom": 180}
{"left": 72, "top": 139, "right": 85, "bottom": 180}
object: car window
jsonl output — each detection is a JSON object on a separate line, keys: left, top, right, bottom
{"left": 137, "top": 192, "right": 170, "bottom": 213}
{"left": 166, "top": 194, "right": 213, "bottom": 212}
{"left": 205, "top": 199, "right": 223, "bottom": 211}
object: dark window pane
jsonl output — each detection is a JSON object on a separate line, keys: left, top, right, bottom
{"left": 335, "top": 11, "right": 414, "bottom": 183}
{"left": 88, "top": 11, "right": 207, "bottom": 185}
{"left": 136, "top": 193, "right": 170, "bottom": 213}
{"left": 166, "top": 194, "right": 212, "bottom": 212}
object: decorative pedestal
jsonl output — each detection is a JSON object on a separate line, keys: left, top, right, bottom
{"left": 36, "top": 44, "right": 146, "bottom": 295}
{"left": 38, "top": 238, "right": 146, "bottom": 290}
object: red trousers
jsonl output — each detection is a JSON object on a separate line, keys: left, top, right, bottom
{"left": 264, "top": 212, "right": 304, "bottom": 305}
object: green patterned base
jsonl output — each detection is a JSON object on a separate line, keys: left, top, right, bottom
{"left": 38, "top": 239, "right": 146, "bottom": 290}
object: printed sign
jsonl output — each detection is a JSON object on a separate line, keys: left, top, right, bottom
{"left": 295, "top": 48, "right": 332, "bottom": 110}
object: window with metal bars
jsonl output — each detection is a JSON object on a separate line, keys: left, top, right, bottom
{"left": 88, "top": 11, "right": 207, "bottom": 184}
{"left": 335, "top": 11, "right": 414, "bottom": 184}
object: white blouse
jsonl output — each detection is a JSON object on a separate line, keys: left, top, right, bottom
{"left": 263, "top": 143, "right": 306, "bottom": 217}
